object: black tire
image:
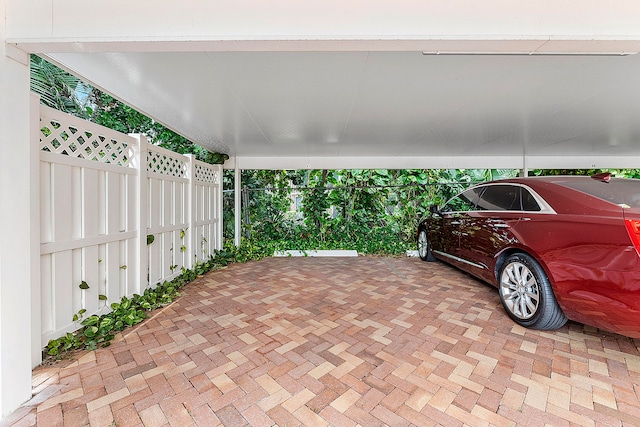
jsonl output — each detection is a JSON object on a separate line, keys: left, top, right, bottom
{"left": 417, "top": 228, "right": 436, "bottom": 262}
{"left": 498, "top": 253, "right": 567, "bottom": 330}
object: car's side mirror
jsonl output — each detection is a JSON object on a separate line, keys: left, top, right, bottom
{"left": 429, "top": 204, "right": 441, "bottom": 215}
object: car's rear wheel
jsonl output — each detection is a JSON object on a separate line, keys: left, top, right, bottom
{"left": 417, "top": 228, "right": 436, "bottom": 262}
{"left": 498, "top": 253, "right": 567, "bottom": 330}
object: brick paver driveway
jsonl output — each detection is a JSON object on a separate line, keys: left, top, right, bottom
{"left": 10, "top": 256, "right": 640, "bottom": 426}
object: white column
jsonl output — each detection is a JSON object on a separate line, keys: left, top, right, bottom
{"left": 0, "top": 31, "right": 38, "bottom": 417}
{"left": 522, "top": 156, "right": 529, "bottom": 177}
{"left": 130, "top": 134, "right": 149, "bottom": 292}
{"left": 215, "top": 164, "right": 223, "bottom": 251}
{"left": 234, "top": 165, "right": 241, "bottom": 247}
{"left": 185, "top": 154, "right": 196, "bottom": 267}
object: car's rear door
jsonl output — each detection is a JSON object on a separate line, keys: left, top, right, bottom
{"left": 433, "top": 187, "right": 482, "bottom": 260}
{"left": 457, "top": 184, "right": 524, "bottom": 280}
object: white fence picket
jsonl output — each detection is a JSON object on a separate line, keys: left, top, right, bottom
{"left": 98, "top": 243, "right": 107, "bottom": 307}
{"left": 105, "top": 241, "right": 121, "bottom": 303}
{"left": 52, "top": 163, "right": 73, "bottom": 243}
{"left": 125, "top": 239, "right": 138, "bottom": 295}
{"left": 106, "top": 172, "right": 121, "bottom": 235}
{"left": 162, "top": 179, "right": 173, "bottom": 279}
{"left": 126, "top": 174, "right": 137, "bottom": 234}
{"left": 40, "top": 255, "right": 53, "bottom": 337}
{"left": 51, "top": 250, "right": 74, "bottom": 337}
{"left": 40, "top": 161, "right": 52, "bottom": 244}
{"left": 83, "top": 169, "right": 100, "bottom": 238}
{"left": 83, "top": 245, "right": 100, "bottom": 316}
{"left": 38, "top": 105, "right": 223, "bottom": 348}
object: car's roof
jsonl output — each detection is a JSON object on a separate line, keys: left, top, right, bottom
{"left": 488, "top": 175, "right": 640, "bottom": 210}
{"left": 489, "top": 175, "right": 636, "bottom": 187}
{"left": 494, "top": 175, "right": 616, "bottom": 184}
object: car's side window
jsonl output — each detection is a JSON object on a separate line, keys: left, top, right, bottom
{"left": 476, "top": 185, "right": 521, "bottom": 211}
{"left": 442, "top": 188, "right": 480, "bottom": 213}
{"left": 521, "top": 188, "right": 541, "bottom": 211}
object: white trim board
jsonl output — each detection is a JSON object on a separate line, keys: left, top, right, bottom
{"left": 274, "top": 250, "right": 359, "bottom": 257}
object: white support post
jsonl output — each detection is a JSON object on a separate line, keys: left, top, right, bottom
{"left": 234, "top": 165, "right": 241, "bottom": 247}
{"left": 522, "top": 156, "right": 529, "bottom": 177}
{"left": 131, "top": 134, "right": 149, "bottom": 293}
{"left": 186, "top": 154, "right": 196, "bottom": 268}
{"left": 215, "top": 165, "right": 223, "bottom": 251}
{"left": 0, "top": 41, "right": 37, "bottom": 415}
{"left": 29, "top": 94, "right": 42, "bottom": 368}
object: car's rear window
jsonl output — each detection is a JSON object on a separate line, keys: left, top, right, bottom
{"left": 555, "top": 178, "right": 640, "bottom": 208}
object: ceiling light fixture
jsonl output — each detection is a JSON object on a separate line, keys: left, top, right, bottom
{"left": 421, "top": 51, "right": 636, "bottom": 56}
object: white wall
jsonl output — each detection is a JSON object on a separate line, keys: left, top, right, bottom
{"left": 0, "top": 3, "right": 38, "bottom": 416}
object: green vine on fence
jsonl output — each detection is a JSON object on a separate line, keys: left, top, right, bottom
{"left": 44, "top": 248, "right": 237, "bottom": 361}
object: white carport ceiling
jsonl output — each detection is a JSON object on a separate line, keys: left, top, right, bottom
{"left": 45, "top": 50, "right": 640, "bottom": 170}
{"left": 9, "top": 0, "right": 640, "bottom": 169}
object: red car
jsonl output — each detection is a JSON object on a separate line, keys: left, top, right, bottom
{"left": 417, "top": 173, "right": 640, "bottom": 338}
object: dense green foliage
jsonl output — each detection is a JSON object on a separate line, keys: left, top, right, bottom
{"left": 532, "top": 169, "right": 640, "bottom": 178}
{"left": 30, "top": 56, "right": 90, "bottom": 115}
{"left": 225, "top": 168, "right": 520, "bottom": 257}
{"left": 228, "top": 167, "right": 640, "bottom": 258}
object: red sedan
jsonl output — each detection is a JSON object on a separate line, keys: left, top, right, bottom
{"left": 417, "top": 173, "right": 640, "bottom": 338}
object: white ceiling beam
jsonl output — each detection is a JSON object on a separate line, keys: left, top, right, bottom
{"left": 225, "top": 156, "right": 640, "bottom": 170}
{"left": 525, "top": 156, "right": 640, "bottom": 170}
{"left": 14, "top": 39, "right": 640, "bottom": 56}
{"left": 7, "top": 1, "right": 640, "bottom": 54}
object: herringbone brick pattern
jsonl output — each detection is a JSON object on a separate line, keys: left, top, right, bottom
{"left": 7, "top": 257, "right": 640, "bottom": 426}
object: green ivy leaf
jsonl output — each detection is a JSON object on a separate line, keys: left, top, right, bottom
{"left": 84, "top": 326, "right": 98, "bottom": 338}
{"left": 99, "top": 318, "right": 113, "bottom": 330}
{"left": 72, "top": 309, "right": 86, "bottom": 322}
{"left": 79, "top": 281, "right": 89, "bottom": 290}
{"left": 81, "top": 315, "right": 99, "bottom": 327}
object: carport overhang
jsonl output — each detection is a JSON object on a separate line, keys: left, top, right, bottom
{"left": 7, "top": 0, "right": 640, "bottom": 170}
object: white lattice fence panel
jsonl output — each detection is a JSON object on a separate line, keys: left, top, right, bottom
{"left": 39, "top": 105, "right": 139, "bottom": 347}
{"left": 38, "top": 106, "right": 226, "bottom": 348}
{"left": 193, "top": 162, "right": 223, "bottom": 262}
{"left": 195, "top": 163, "right": 220, "bottom": 184}
{"left": 146, "top": 145, "right": 190, "bottom": 285}
{"left": 147, "top": 148, "right": 187, "bottom": 178}
{"left": 40, "top": 107, "right": 134, "bottom": 166}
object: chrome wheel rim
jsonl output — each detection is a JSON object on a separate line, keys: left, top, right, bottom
{"left": 418, "top": 230, "right": 429, "bottom": 258}
{"left": 500, "top": 261, "right": 540, "bottom": 320}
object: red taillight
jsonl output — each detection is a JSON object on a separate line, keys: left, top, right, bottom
{"left": 625, "top": 220, "right": 640, "bottom": 256}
